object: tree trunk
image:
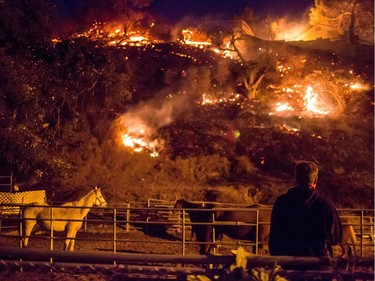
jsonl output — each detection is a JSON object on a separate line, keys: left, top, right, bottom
{"left": 349, "top": 0, "right": 359, "bottom": 44}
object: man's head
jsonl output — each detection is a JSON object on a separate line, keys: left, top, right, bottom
{"left": 295, "top": 161, "right": 318, "bottom": 189}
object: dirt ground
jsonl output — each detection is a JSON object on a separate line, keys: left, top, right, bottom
{"left": 0, "top": 225, "right": 228, "bottom": 281}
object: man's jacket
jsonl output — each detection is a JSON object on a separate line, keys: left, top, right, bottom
{"left": 269, "top": 187, "right": 343, "bottom": 257}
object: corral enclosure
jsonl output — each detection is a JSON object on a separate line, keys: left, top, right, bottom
{"left": 0, "top": 199, "right": 373, "bottom": 256}
{"left": 0, "top": 199, "right": 374, "bottom": 279}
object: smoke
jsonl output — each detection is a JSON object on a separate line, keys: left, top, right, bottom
{"left": 115, "top": 59, "right": 229, "bottom": 154}
{"left": 117, "top": 86, "right": 195, "bottom": 144}
{"left": 119, "top": 97, "right": 173, "bottom": 136}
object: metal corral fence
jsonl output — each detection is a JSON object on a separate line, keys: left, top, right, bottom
{"left": 0, "top": 199, "right": 374, "bottom": 279}
{"left": 0, "top": 247, "right": 374, "bottom": 280}
{"left": 0, "top": 200, "right": 373, "bottom": 255}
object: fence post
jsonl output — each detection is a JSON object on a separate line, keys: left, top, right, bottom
{"left": 360, "top": 210, "right": 364, "bottom": 258}
{"left": 18, "top": 205, "right": 23, "bottom": 272}
{"left": 212, "top": 212, "right": 216, "bottom": 255}
{"left": 126, "top": 203, "right": 130, "bottom": 232}
{"left": 50, "top": 206, "right": 53, "bottom": 252}
{"left": 113, "top": 208, "right": 117, "bottom": 256}
{"left": 255, "top": 209, "right": 259, "bottom": 255}
{"left": 50, "top": 206, "right": 53, "bottom": 267}
{"left": 84, "top": 215, "right": 88, "bottom": 232}
{"left": 182, "top": 210, "right": 186, "bottom": 255}
{"left": 19, "top": 207, "right": 23, "bottom": 249}
{"left": 176, "top": 209, "right": 182, "bottom": 234}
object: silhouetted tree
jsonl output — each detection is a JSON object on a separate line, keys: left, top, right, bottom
{"left": 0, "top": 0, "right": 53, "bottom": 55}
{"left": 309, "top": 0, "right": 374, "bottom": 44}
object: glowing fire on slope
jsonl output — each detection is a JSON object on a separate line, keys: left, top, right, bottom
{"left": 199, "top": 93, "right": 243, "bottom": 106}
{"left": 304, "top": 86, "right": 330, "bottom": 115}
{"left": 120, "top": 132, "right": 161, "bottom": 157}
{"left": 267, "top": 59, "right": 372, "bottom": 119}
{"left": 116, "top": 117, "right": 164, "bottom": 157}
{"left": 180, "top": 28, "right": 212, "bottom": 48}
{"left": 269, "top": 84, "right": 336, "bottom": 117}
{"left": 68, "top": 21, "right": 156, "bottom": 46}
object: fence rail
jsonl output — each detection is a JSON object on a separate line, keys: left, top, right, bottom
{"left": 0, "top": 247, "right": 373, "bottom": 280}
{"left": 0, "top": 202, "right": 373, "bottom": 257}
{"left": 0, "top": 201, "right": 373, "bottom": 279}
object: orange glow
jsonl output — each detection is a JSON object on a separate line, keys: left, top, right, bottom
{"left": 70, "top": 21, "right": 154, "bottom": 47}
{"left": 304, "top": 86, "right": 330, "bottom": 115}
{"left": 121, "top": 133, "right": 160, "bottom": 157}
{"left": 349, "top": 82, "right": 371, "bottom": 91}
{"left": 180, "top": 28, "right": 212, "bottom": 47}
{"left": 116, "top": 117, "right": 163, "bottom": 157}
{"left": 199, "top": 93, "right": 242, "bottom": 106}
{"left": 275, "top": 102, "right": 294, "bottom": 112}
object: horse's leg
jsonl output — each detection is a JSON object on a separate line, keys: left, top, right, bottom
{"left": 190, "top": 225, "right": 195, "bottom": 241}
{"left": 64, "top": 233, "right": 76, "bottom": 251}
{"left": 65, "top": 224, "right": 80, "bottom": 251}
{"left": 216, "top": 229, "right": 223, "bottom": 248}
{"left": 64, "top": 231, "right": 76, "bottom": 251}
{"left": 258, "top": 225, "right": 270, "bottom": 255}
{"left": 22, "top": 219, "right": 37, "bottom": 248}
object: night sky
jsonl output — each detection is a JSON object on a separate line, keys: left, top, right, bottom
{"left": 54, "top": 0, "right": 314, "bottom": 23}
{"left": 150, "top": 0, "right": 314, "bottom": 23}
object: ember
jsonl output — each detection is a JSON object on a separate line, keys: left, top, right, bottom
{"left": 199, "top": 93, "right": 242, "bottom": 106}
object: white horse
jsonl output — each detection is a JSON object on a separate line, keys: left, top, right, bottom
{"left": 21, "top": 186, "right": 107, "bottom": 251}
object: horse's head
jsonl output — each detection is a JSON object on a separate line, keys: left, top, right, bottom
{"left": 93, "top": 186, "right": 107, "bottom": 207}
{"left": 174, "top": 199, "right": 185, "bottom": 209}
{"left": 173, "top": 199, "right": 188, "bottom": 215}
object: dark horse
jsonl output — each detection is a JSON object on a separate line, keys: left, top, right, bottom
{"left": 199, "top": 204, "right": 272, "bottom": 255}
{"left": 174, "top": 199, "right": 215, "bottom": 249}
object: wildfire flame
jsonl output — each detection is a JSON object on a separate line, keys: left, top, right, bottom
{"left": 116, "top": 117, "right": 164, "bottom": 157}
{"left": 180, "top": 28, "right": 211, "bottom": 48}
{"left": 69, "top": 21, "right": 155, "bottom": 47}
{"left": 60, "top": 18, "right": 372, "bottom": 156}
{"left": 275, "top": 102, "right": 294, "bottom": 112}
{"left": 270, "top": 85, "right": 335, "bottom": 117}
{"left": 121, "top": 132, "right": 161, "bottom": 157}
{"left": 304, "top": 86, "right": 330, "bottom": 115}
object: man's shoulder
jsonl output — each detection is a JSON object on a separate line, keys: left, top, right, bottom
{"left": 274, "top": 188, "right": 295, "bottom": 204}
{"left": 313, "top": 190, "right": 335, "bottom": 203}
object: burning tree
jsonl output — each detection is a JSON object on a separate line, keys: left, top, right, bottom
{"left": 110, "top": 0, "right": 154, "bottom": 43}
{"left": 220, "top": 34, "right": 275, "bottom": 100}
{"left": 309, "top": 0, "right": 374, "bottom": 44}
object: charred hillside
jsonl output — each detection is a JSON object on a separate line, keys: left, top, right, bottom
{"left": 0, "top": 37, "right": 373, "bottom": 208}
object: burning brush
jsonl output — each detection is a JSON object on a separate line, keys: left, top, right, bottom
{"left": 115, "top": 116, "right": 164, "bottom": 157}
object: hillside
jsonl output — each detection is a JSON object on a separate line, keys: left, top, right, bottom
{"left": 0, "top": 36, "right": 373, "bottom": 209}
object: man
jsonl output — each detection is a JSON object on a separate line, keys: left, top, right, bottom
{"left": 269, "top": 161, "right": 342, "bottom": 257}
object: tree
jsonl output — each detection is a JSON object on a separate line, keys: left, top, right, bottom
{"left": 0, "top": 0, "right": 53, "bottom": 54}
{"left": 109, "top": 0, "right": 154, "bottom": 42}
{"left": 222, "top": 34, "right": 275, "bottom": 100}
{"left": 309, "top": 0, "right": 374, "bottom": 44}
